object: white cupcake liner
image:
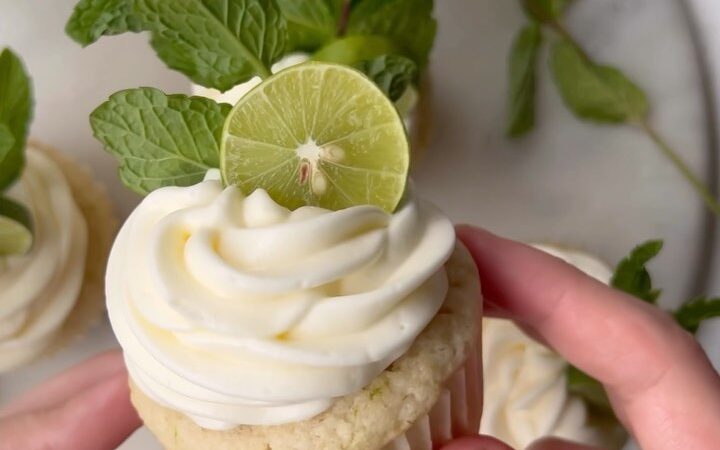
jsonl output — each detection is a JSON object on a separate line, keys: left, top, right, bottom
{"left": 384, "top": 340, "right": 482, "bottom": 450}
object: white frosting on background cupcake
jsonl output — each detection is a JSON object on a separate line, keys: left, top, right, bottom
{"left": 481, "top": 244, "right": 617, "bottom": 449}
{"left": 0, "top": 149, "right": 88, "bottom": 372}
{"left": 107, "top": 171, "right": 455, "bottom": 429}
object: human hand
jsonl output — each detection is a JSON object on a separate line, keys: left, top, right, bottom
{"left": 442, "top": 226, "right": 720, "bottom": 450}
{"left": 0, "top": 350, "right": 141, "bottom": 450}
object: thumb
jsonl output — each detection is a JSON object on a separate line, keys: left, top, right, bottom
{"left": 527, "top": 437, "right": 604, "bottom": 450}
{"left": 0, "top": 371, "right": 141, "bottom": 450}
{"left": 441, "top": 436, "right": 515, "bottom": 450}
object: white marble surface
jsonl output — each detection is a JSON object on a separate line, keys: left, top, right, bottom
{"left": 1, "top": 0, "right": 719, "bottom": 449}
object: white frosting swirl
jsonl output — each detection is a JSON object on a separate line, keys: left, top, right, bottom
{"left": 107, "top": 171, "right": 455, "bottom": 429}
{"left": 481, "top": 245, "right": 616, "bottom": 449}
{"left": 0, "top": 149, "right": 88, "bottom": 372}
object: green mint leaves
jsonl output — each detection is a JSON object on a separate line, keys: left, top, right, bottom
{"left": 65, "top": 0, "right": 142, "bottom": 46}
{"left": 610, "top": 240, "right": 663, "bottom": 304}
{"left": 507, "top": 1, "right": 720, "bottom": 216}
{"left": 277, "top": 0, "right": 344, "bottom": 51}
{"left": 67, "top": 0, "right": 287, "bottom": 91}
{"left": 674, "top": 297, "right": 720, "bottom": 334}
{"left": 355, "top": 55, "right": 417, "bottom": 102}
{"left": 0, "top": 49, "right": 34, "bottom": 256}
{"left": 66, "top": 1, "right": 437, "bottom": 93}
{"left": 522, "top": 0, "right": 572, "bottom": 22}
{"left": 506, "top": 23, "right": 542, "bottom": 137}
{"left": 550, "top": 40, "right": 648, "bottom": 124}
{"left": 346, "top": 0, "right": 436, "bottom": 69}
{"left": 0, "top": 48, "right": 33, "bottom": 191}
{"left": 90, "top": 88, "right": 231, "bottom": 195}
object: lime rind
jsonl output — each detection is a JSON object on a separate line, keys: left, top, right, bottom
{"left": 221, "top": 62, "right": 409, "bottom": 212}
{"left": 0, "top": 196, "right": 33, "bottom": 256}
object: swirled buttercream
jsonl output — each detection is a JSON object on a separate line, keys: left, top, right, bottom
{"left": 107, "top": 171, "right": 455, "bottom": 429}
{"left": 0, "top": 149, "right": 88, "bottom": 372}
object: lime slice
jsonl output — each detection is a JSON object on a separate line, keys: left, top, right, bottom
{"left": 0, "top": 197, "right": 33, "bottom": 256}
{"left": 221, "top": 62, "right": 409, "bottom": 212}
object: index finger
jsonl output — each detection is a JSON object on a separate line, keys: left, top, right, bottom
{"left": 457, "top": 226, "right": 720, "bottom": 449}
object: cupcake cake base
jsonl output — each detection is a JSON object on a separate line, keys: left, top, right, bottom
{"left": 129, "top": 243, "right": 481, "bottom": 450}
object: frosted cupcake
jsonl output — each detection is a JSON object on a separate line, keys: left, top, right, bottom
{"left": 0, "top": 49, "right": 116, "bottom": 372}
{"left": 88, "top": 57, "right": 480, "bottom": 449}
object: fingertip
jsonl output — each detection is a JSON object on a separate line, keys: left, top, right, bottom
{"left": 51, "top": 371, "right": 141, "bottom": 449}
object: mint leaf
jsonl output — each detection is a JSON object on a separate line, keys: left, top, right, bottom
{"left": 0, "top": 48, "right": 33, "bottom": 191}
{"left": 276, "top": 0, "right": 342, "bottom": 51}
{"left": 0, "top": 196, "right": 34, "bottom": 256}
{"left": 674, "top": 297, "right": 720, "bottom": 334}
{"left": 550, "top": 40, "right": 649, "bottom": 124}
{"left": 314, "top": 35, "right": 399, "bottom": 66}
{"left": 522, "top": 0, "right": 572, "bottom": 22}
{"left": 67, "top": 0, "right": 287, "bottom": 91}
{"left": 566, "top": 365, "right": 612, "bottom": 412}
{"left": 506, "top": 23, "right": 542, "bottom": 137}
{"left": 0, "top": 124, "right": 15, "bottom": 162}
{"left": 90, "top": 88, "right": 231, "bottom": 195}
{"left": 65, "top": 0, "right": 143, "bottom": 46}
{"left": 346, "top": 0, "right": 436, "bottom": 68}
{"left": 611, "top": 240, "right": 663, "bottom": 303}
{"left": 355, "top": 55, "right": 416, "bottom": 102}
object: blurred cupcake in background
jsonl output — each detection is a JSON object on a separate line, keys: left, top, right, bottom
{"left": 0, "top": 48, "right": 116, "bottom": 373}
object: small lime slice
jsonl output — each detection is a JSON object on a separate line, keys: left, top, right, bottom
{"left": 0, "top": 196, "right": 33, "bottom": 256}
{"left": 221, "top": 62, "right": 409, "bottom": 212}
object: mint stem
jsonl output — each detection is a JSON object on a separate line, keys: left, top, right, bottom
{"left": 638, "top": 120, "right": 720, "bottom": 216}
{"left": 549, "top": 21, "right": 720, "bottom": 217}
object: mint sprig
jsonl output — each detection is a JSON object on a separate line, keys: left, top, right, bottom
{"left": 507, "top": 0, "right": 720, "bottom": 217}
{"left": 0, "top": 48, "right": 33, "bottom": 191}
{"left": 90, "top": 88, "right": 231, "bottom": 195}
{"left": 346, "top": 0, "right": 436, "bottom": 69}
{"left": 674, "top": 297, "right": 720, "bottom": 334}
{"left": 610, "top": 240, "right": 663, "bottom": 304}
{"left": 277, "top": 0, "right": 344, "bottom": 51}
{"left": 506, "top": 23, "right": 542, "bottom": 137}
{"left": 0, "top": 48, "right": 34, "bottom": 255}
{"left": 567, "top": 239, "right": 720, "bottom": 417}
{"left": 65, "top": 0, "right": 142, "bottom": 46}
{"left": 67, "top": 0, "right": 287, "bottom": 91}
{"left": 355, "top": 55, "right": 417, "bottom": 102}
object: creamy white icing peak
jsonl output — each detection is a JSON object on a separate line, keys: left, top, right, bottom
{"left": 107, "top": 173, "right": 455, "bottom": 429}
{"left": 0, "top": 149, "right": 88, "bottom": 372}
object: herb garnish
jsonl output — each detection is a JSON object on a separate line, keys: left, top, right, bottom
{"left": 507, "top": 0, "right": 720, "bottom": 217}
{"left": 0, "top": 48, "right": 34, "bottom": 256}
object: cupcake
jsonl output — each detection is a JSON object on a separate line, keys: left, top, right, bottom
{"left": 481, "top": 244, "right": 625, "bottom": 449}
{"left": 69, "top": 2, "right": 468, "bottom": 446}
{"left": 0, "top": 49, "right": 116, "bottom": 373}
{"left": 85, "top": 53, "right": 478, "bottom": 450}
